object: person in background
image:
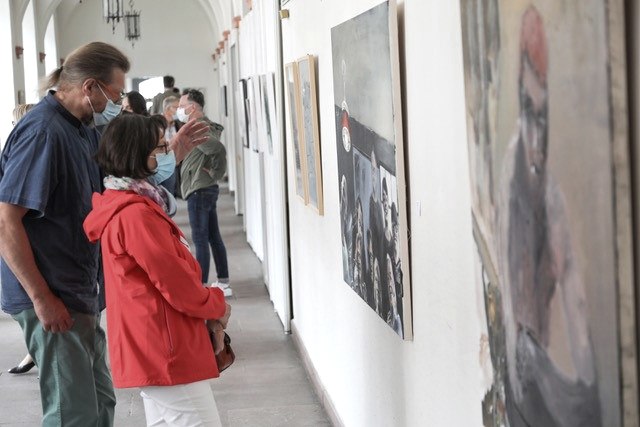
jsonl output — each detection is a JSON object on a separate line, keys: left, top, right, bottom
{"left": 84, "top": 113, "right": 231, "bottom": 426}
{"left": 159, "top": 96, "right": 182, "bottom": 196}
{"left": 177, "top": 89, "right": 232, "bottom": 296}
{"left": 6, "top": 103, "right": 37, "bottom": 375}
{"left": 122, "top": 90, "right": 148, "bottom": 116}
{"left": 151, "top": 75, "right": 177, "bottom": 115}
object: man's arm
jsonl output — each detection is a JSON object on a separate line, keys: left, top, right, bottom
{"left": 0, "top": 203, "right": 72, "bottom": 332}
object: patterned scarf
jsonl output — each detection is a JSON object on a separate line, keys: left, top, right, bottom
{"left": 103, "top": 176, "right": 168, "bottom": 213}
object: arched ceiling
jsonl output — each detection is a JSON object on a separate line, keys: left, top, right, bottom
{"left": 48, "top": 0, "right": 233, "bottom": 47}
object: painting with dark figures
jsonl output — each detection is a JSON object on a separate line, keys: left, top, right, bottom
{"left": 297, "top": 54, "right": 324, "bottom": 215}
{"left": 237, "top": 79, "right": 249, "bottom": 148}
{"left": 285, "top": 62, "right": 308, "bottom": 204}
{"left": 331, "top": 0, "right": 411, "bottom": 339}
{"left": 460, "top": 1, "right": 637, "bottom": 426}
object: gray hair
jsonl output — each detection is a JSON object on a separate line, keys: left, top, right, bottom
{"left": 162, "top": 96, "right": 178, "bottom": 111}
{"left": 42, "top": 42, "right": 130, "bottom": 92}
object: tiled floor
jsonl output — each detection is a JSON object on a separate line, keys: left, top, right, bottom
{"left": 0, "top": 187, "right": 331, "bottom": 426}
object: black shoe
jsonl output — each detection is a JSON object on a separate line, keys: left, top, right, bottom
{"left": 8, "top": 361, "right": 35, "bottom": 374}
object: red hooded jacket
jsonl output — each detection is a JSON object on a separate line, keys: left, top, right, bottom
{"left": 84, "top": 189, "right": 226, "bottom": 388}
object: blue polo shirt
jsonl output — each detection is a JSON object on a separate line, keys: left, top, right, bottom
{"left": 0, "top": 92, "right": 103, "bottom": 315}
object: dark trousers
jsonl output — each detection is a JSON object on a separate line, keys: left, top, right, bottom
{"left": 187, "top": 185, "right": 229, "bottom": 283}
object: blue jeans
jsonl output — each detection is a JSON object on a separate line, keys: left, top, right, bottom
{"left": 187, "top": 185, "right": 229, "bottom": 283}
{"left": 160, "top": 170, "right": 177, "bottom": 196}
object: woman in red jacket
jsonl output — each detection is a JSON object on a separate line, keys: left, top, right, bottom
{"left": 84, "top": 114, "right": 230, "bottom": 426}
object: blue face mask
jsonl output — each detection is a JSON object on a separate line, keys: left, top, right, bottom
{"left": 149, "top": 151, "right": 176, "bottom": 185}
{"left": 89, "top": 85, "right": 122, "bottom": 126}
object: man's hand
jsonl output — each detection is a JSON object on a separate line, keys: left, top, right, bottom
{"left": 0, "top": 202, "right": 72, "bottom": 333}
{"left": 170, "top": 119, "right": 210, "bottom": 163}
{"left": 33, "top": 292, "right": 73, "bottom": 333}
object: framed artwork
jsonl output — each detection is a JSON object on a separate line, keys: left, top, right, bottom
{"left": 297, "top": 55, "right": 324, "bottom": 215}
{"left": 460, "top": 0, "right": 637, "bottom": 425}
{"left": 259, "top": 74, "right": 275, "bottom": 155}
{"left": 237, "top": 79, "right": 249, "bottom": 148}
{"left": 266, "top": 73, "right": 277, "bottom": 155}
{"left": 253, "top": 76, "right": 266, "bottom": 153}
{"left": 246, "top": 76, "right": 259, "bottom": 153}
{"left": 331, "top": 0, "right": 411, "bottom": 339}
{"left": 285, "top": 62, "right": 308, "bottom": 204}
{"left": 220, "top": 85, "right": 228, "bottom": 117}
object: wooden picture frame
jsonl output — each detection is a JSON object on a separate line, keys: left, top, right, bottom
{"left": 285, "top": 62, "right": 308, "bottom": 204}
{"left": 297, "top": 54, "right": 324, "bottom": 215}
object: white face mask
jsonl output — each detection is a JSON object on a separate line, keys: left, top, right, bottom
{"left": 176, "top": 107, "right": 190, "bottom": 122}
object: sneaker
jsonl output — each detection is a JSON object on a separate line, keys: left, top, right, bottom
{"left": 214, "top": 281, "right": 233, "bottom": 297}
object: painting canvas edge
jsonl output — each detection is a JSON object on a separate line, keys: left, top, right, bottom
{"left": 386, "top": 0, "right": 413, "bottom": 340}
{"left": 608, "top": 0, "right": 639, "bottom": 424}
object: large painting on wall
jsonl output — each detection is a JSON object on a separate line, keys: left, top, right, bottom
{"left": 285, "top": 62, "right": 308, "bottom": 204}
{"left": 331, "top": 0, "right": 411, "bottom": 339}
{"left": 297, "top": 55, "right": 324, "bottom": 215}
{"left": 460, "top": 1, "right": 637, "bottom": 425}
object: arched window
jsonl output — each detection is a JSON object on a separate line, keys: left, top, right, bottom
{"left": 0, "top": 0, "right": 16, "bottom": 149}
{"left": 44, "top": 14, "right": 58, "bottom": 76}
{"left": 22, "top": 0, "right": 38, "bottom": 103}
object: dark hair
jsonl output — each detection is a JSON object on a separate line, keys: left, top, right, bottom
{"left": 125, "top": 91, "right": 148, "bottom": 116}
{"left": 96, "top": 115, "right": 159, "bottom": 179}
{"left": 182, "top": 87, "right": 191, "bottom": 95}
{"left": 44, "top": 42, "right": 130, "bottom": 92}
{"left": 149, "top": 114, "right": 168, "bottom": 133}
{"left": 186, "top": 89, "right": 205, "bottom": 108}
{"left": 163, "top": 75, "right": 175, "bottom": 88}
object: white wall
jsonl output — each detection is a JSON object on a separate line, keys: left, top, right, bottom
{"left": 281, "top": 0, "right": 485, "bottom": 425}
{"left": 234, "top": 1, "right": 292, "bottom": 330}
{"left": 56, "top": 0, "right": 220, "bottom": 119}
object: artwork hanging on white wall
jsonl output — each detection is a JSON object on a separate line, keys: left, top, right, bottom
{"left": 460, "top": 0, "right": 637, "bottom": 425}
{"left": 285, "top": 62, "right": 308, "bottom": 204}
{"left": 237, "top": 79, "right": 249, "bottom": 149}
{"left": 297, "top": 55, "right": 324, "bottom": 215}
{"left": 331, "top": 0, "right": 411, "bottom": 339}
{"left": 265, "top": 73, "right": 277, "bottom": 155}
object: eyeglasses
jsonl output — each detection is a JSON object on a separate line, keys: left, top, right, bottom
{"left": 151, "top": 144, "right": 169, "bottom": 156}
{"left": 99, "top": 82, "right": 126, "bottom": 105}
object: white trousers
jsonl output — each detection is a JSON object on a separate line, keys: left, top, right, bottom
{"left": 140, "top": 380, "right": 222, "bottom": 427}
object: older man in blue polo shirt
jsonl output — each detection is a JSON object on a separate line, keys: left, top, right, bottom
{"left": 0, "top": 42, "right": 208, "bottom": 427}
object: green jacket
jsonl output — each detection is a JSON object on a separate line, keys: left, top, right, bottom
{"left": 180, "top": 117, "right": 226, "bottom": 199}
